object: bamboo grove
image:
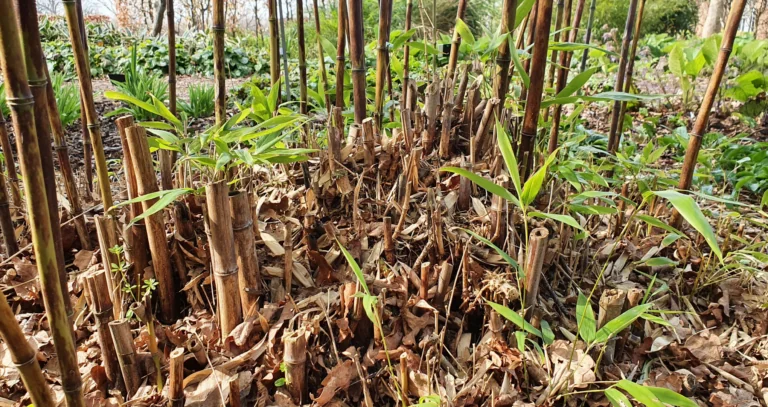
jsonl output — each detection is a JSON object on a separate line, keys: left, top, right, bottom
{"left": 0, "top": 0, "right": 757, "bottom": 405}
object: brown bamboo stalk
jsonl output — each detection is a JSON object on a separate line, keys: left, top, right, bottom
{"left": 43, "top": 62, "right": 90, "bottom": 250}
{"left": 516, "top": 0, "right": 554, "bottom": 180}
{"left": 230, "top": 190, "right": 261, "bottom": 315}
{"left": 543, "top": 0, "right": 567, "bottom": 123}
{"left": 335, "top": 0, "right": 347, "bottom": 108}
{"left": 16, "top": 0, "right": 71, "bottom": 318}
{"left": 268, "top": 0, "right": 281, "bottom": 95}
{"left": 168, "top": 0, "right": 177, "bottom": 116}
{"left": 0, "top": 290, "right": 55, "bottom": 406}
{"left": 109, "top": 319, "right": 139, "bottom": 397}
{"left": 213, "top": 0, "right": 226, "bottom": 124}
{"left": 284, "top": 329, "right": 308, "bottom": 404}
{"left": 205, "top": 180, "right": 243, "bottom": 338}
{"left": 284, "top": 222, "right": 293, "bottom": 294}
{"left": 347, "top": 0, "right": 367, "bottom": 123}
{"left": 312, "top": 0, "right": 332, "bottom": 112}
{"left": 94, "top": 215, "right": 121, "bottom": 319}
{"left": 548, "top": 0, "right": 586, "bottom": 153}
{"left": 75, "top": 0, "right": 93, "bottom": 193}
{"left": 401, "top": 0, "right": 414, "bottom": 107}
{"left": 383, "top": 216, "right": 395, "bottom": 264}
{"left": 0, "top": 7, "right": 85, "bottom": 405}
{"left": 374, "top": 0, "right": 393, "bottom": 129}
{"left": 86, "top": 271, "right": 120, "bottom": 387}
{"left": 606, "top": 0, "right": 639, "bottom": 153}
{"left": 521, "top": 0, "right": 539, "bottom": 97}
{"left": 472, "top": 98, "right": 500, "bottom": 162}
{"left": 672, "top": 0, "right": 747, "bottom": 229}
{"left": 63, "top": 0, "right": 114, "bottom": 211}
{"left": 597, "top": 289, "right": 626, "bottom": 364}
{"left": 298, "top": 0, "right": 308, "bottom": 117}
{"left": 523, "top": 228, "right": 549, "bottom": 310}
{"left": 115, "top": 116, "right": 149, "bottom": 297}
{"left": 616, "top": 0, "right": 647, "bottom": 138}
{"left": 493, "top": 0, "right": 519, "bottom": 115}
{"left": 423, "top": 79, "right": 440, "bottom": 154}
{"left": 399, "top": 352, "right": 409, "bottom": 406}
{"left": 457, "top": 158, "right": 471, "bottom": 211}
{"left": 125, "top": 125, "right": 177, "bottom": 323}
{"left": 0, "top": 110, "right": 21, "bottom": 209}
{"left": 0, "top": 161, "right": 17, "bottom": 256}
{"left": 362, "top": 117, "right": 376, "bottom": 167}
{"left": 578, "top": 0, "right": 597, "bottom": 72}
{"left": 230, "top": 377, "right": 242, "bottom": 407}
{"left": 187, "top": 337, "right": 206, "bottom": 365}
{"left": 446, "top": 0, "right": 469, "bottom": 84}
{"left": 438, "top": 78, "right": 454, "bottom": 158}
{"left": 168, "top": 347, "right": 185, "bottom": 407}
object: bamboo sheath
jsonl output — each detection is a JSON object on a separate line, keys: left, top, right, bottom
{"left": 0, "top": 3, "right": 85, "bottom": 404}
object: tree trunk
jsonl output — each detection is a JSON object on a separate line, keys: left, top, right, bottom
{"left": 701, "top": 0, "right": 726, "bottom": 37}
{"left": 757, "top": 0, "right": 768, "bottom": 39}
{"left": 152, "top": 0, "right": 166, "bottom": 35}
{"left": 696, "top": 0, "right": 710, "bottom": 36}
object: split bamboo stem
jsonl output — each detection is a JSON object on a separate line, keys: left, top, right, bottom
{"left": 446, "top": 0, "right": 469, "bottom": 84}
{"left": 578, "top": 0, "right": 598, "bottom": 72}
{"left": 43, "top": 61, "right": 90, "bottom": 250}
{"left": 116, "top": 116, "right": 150, "bottom": 297}
{"left": 168, "top": 347, "right": 185, "bottom": 407}
{"left": 86, "top": 271, "right": 120, "bottom": 387}
{"left": 517, "top": 0, "right": 554, "bottom": 180}
{"left": 672, "top": 0, "right": 747, "bottom": 229}
{"left": 347, "top": 0, "right": 367, "bottom": 123}
{"left": 205, "top": 180, "right": 243, "bottom": 338}
{"left": 17, "top": 0, "right": 71, "bottom": 318}
{"left": 284, "top": 329, "right": 308, "bottom": 404}
{"left": 548, "top": 0, "right": 585, "bottom": 153}
{"left": 0, "top": 162, "right": 17, "bottom": 256}
{"left": 125, "top": 125, "right": 177, "bottom": 323}
{"left": 523, "top": 228, "right": 549, "bottom": 311}
{"left": 401, "top": 0, "right": 414, "bottom": 107}
{"left": 230, "top": 190, "right": 261, "bottom": 315}
{"left": 363, "top": 118, "right": 376, "bottom": 167}
{"left": 213, "top": 0, "right": 226, "bottom": 125}
{"left": 109, "top": 319, "right": 140, "bottom": 397}
{"left": 298, "top": 0, "right": 308, "bottom": 117}
{"left": 0, "top": 7, "right": 85, "bottom": 405}
{"left": 312, "top": 0, "right": 332, "bottom": 112}
{"left": 335, "top": 0, "right": 347, "bottom": 108}
{"left": 63, "top": 0, "right": 114, "bottom": 211}
{"left": 0, "top": 110, "right": 22, "bottom": 208}
{"left": 0, "top": 290, "right": 55, "bottom": 406}
{"left": 493, "top": 0, "right": 518, "bottom": 115}
{"left": 597, "top": 289, "right": 626, "bottom": 364}
{"left": 94, "top": 215, "right": 121, "bottom": 318}
{"left": 268, "top": 0, "right": 281, "bottom": 97}
{"left": 374, "top": 0, "right": 393, "bottom": 129}
{"left": 606, "top": 0, "right": 639, "bottom": 154}
{"left": 616, "top": 0, "right": 646, "bottom": 136}
{"left": 439, "top": 78, "right": 454, "bottom": 158}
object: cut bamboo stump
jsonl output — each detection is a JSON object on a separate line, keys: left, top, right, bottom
{"left": 109, "top": 319, "right": 139, "bottom": 397}
{"left": 597, "top": 289, "right": 627, "bottom": 365}
{"left": 86, "top": 271, "right": 120, "bottom": 388}
{"left": 125, "top": 125, "right": 177, "bottom": 323}
{"left": 0, "top": 291, "right": 55, "bottom": 406}
{"left": 230, "top": 190, "right": 261, "bottom": 315}
{"left": 284, "top": 329, "right": 308, "bottom": 404}
{"left": 187, "top": 337, "right": 207, "bottom": 365}
{"left": 206, "top": 181, "right": 243, "bottom": 338}
{"left": 523, "top": 228, "right": 550, "bottom": 311}
{"left": 168, "top": 347, "right": 185, "bottom": 407}
{"left": 95, "top": 215, "right": 121, "bottom": 319}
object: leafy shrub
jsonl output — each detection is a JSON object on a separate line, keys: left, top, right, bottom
{"left": 50, "top": 72, "right": 81, "bottom": 127}
{"left": 595, "top": 0, "right": 697, "bottom": 36}
{"left": 107, "top": 46, "right": 168, "bottom": 121}
{"left": 180, "top": 84, "right": 215, "bottom": 119}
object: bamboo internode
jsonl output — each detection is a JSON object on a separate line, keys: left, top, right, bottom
{"left": 335, "top": 0, "right": 347, "bottom": 108}
{"left": 347, "top": 0, "right": 367, "bottom": 123}
{"left": 213, "top": 0, "right": 226, "bottom": 124}
{"left": 607, "top": 0, "right": 639, "bottom": 153}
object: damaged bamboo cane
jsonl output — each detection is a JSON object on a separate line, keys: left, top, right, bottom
{"left": 0, "top": 6, "right": 85, "bottom": 404}
{"left": 523, "top": 228, "right": 549, "bottom": 312}
{"left": 169, "top": 347, "right": 185, "bottom": 407}
{"left": 109, "top": 319, "right": 140, "bottom": 397}
{"left": 284, "top": 329, "right": 308, "bottom": 404}
{"left": 206, "top": 180, "right": 243, "bottom": 337}
{"left": 86, "top": 271, "right": 120, "bottom": 388}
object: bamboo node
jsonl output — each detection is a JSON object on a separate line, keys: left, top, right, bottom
{"left": 0, "top": 202, "right": 8, "bottom": 209}
{"left": 5, "top": 96, "right": 35, "bottom": 108}
{"left": 93, "top": 305, "right": 114, "bottom": 321}
{"left": 28, "top": 78, "right": 48, "bottom": 88}
{"left": 212, "top": 26, "right": 225, "bottom": 31}
{"left": 13, "top": 354, "right": 37, "bottom": 368}
{"left": 213, "top": 266, "right": 238, "bottom": 277}
{"left": 232, "top": 220, "right": 254, "bottom": 232}
{"left": 352, "top": 68, "right": 366, "bottom": 73}
{"left": 86, "top": 123, "right": 101, "bottom": 130}
{"left": 54, "top": 144, "right": 69, "bottom": 151}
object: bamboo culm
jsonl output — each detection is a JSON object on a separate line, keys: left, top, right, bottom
{"left": 579, "top": 0, "right": 598, "bottom": 72}
{"left": 493, "top": 0, "right": 518, "bottom": 115}
{"left": 347, "top": 0, "right": 367, "bottom": 123}
{"left": 0, "top": 3, "right": 85, "bottom": 404}
{"left": 0, "top": 157, "right": 17, "bottom": 256}
{"left": 616, "top": 0, "right": 647, "bottom": 136}
{"left": 312, "top": 0, "right": 332, "bottom": 112}
{"left": 672, "top": 0, "right": 747, "bottom": 229}
{"left": 213, "top": 0, "right": 226, "bottom": 124}
{"left": 606, "top": 0, "right": 639, "bottom": 153}
{"left": 0, "top": 110, "right": 22, "bottom": 208}
{"left": 268, "top": 0, "right": 281, "bottom": 99}
{"left": 374, "top": 0, "right": 393, "bottom": 129}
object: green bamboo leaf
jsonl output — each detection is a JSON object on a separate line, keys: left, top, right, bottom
{"left": 556, "top": 67, "right": 598, "bottom": 98}
{"left": 515, "top": 0, "right": 536, "bottom": 28}
{"left": 540, "top": 320, "right": 554, "bottom": 345}
{"left": 652, "top": 190, "right": 722, "bottom": 261}
{"left": 576, "top": 291, "right": 596, "bottom": 343}
{"left": 520, "top": 150, "right": 557, "bottom": 206}
{"left": 455, "top": 18, "right": 475, "bottom": 46}
{"left": 496, "top": 121, "right": 522, "bottom": 198}
{"left": 487, "top": 300, "right": 542, "bottom": 338}
{"left": 640, "top": 257, "right": 678, "bottom": 267}
{"left": 529, "top": 211, "right": 585, "bottom": 231}
{"left": 105, "top": 90, "right": 161, "bottom": 117}
{"left": 127, "top": 188, "right": 193, "bottom": 226}
{"left": 510, "top": 44, "right": 530, "bottom": 88}
{"left": 615, "top": 380, "right": 664, "bottom": 407}
{"left": 646, "top": 385, "right": 698, "bottom": 407}
{"left": 463, "top": 229, "right": 519, "bottom": 272}
{"left": 635, "top": 214, "right": 685, "bottom": 236}
{"left": 337, "top": 239, "right": 370, "bottom": 295}
{"left": 151, "top": 95, "right": 182, "bottom": 127}
{"left": 604, "top": 388, "right": 633, "bottom": 407}
{"left": 441, "top": 167, "right": 521, "bottom": 207}
{"left": 594, "top": 304, "right": 653, "bottom": 344}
